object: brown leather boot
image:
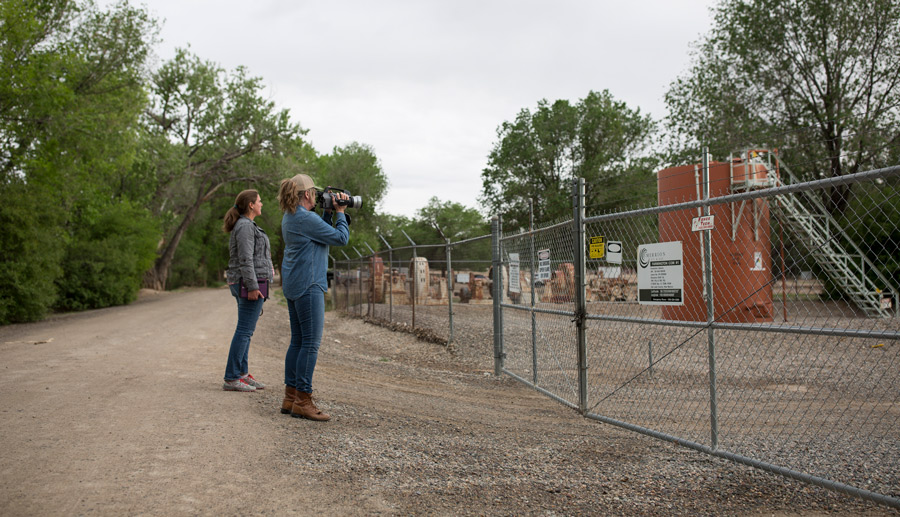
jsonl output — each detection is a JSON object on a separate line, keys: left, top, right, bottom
{"left": 290, "top": 391, "right": 331, "bottom": 421}
{"left": 281, "top": 386, "right": 297, "bottom": 415}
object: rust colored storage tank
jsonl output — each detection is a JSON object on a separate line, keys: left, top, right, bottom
{"left": 657, "top": 157, "right": 774, "bottom": 323}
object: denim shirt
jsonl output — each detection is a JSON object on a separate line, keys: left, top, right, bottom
{"left": 281, "top": 206, "right": 349, "bottom": 299}
{"left": 226, "top": 216, "right": 273, "bottom": 292}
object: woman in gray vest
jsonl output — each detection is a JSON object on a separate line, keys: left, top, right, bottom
{"left": 222, "top": 189, "right": 273, "bottom": 392}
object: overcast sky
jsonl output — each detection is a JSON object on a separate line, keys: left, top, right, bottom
{"left": 140, "top": 0, "right": 715, "bottom": 218}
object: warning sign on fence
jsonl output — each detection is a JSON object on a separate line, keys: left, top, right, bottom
{"left": 508, "top": 253, "right": 520, "bottom": 293}
{"left": 537, "top": 249, "right": 551, "bottom": 281}
{"left": 589, "top": 236, "right": 605, "bottom": 259}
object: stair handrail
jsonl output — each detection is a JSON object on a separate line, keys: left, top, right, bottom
{"left": 768, "top": 153, "right": 897, "bottom": 316}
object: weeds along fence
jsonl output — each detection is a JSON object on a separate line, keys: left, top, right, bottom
{"left": 333, "top": 154, "right": 900, "bottom": 509}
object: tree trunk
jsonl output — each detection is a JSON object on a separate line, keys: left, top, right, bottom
{"left": 823, "top": 128, "right": 851, "bottom": 216}
{"left": 143, "top": 199, "right": 205, "bottom": 290}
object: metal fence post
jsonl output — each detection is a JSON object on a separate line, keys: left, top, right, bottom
{"left": 354, "top": 248, "right": 363, "bottom": 317}
{"left": 341, "top": 250, "right": 351, "bottom": 312}
{"left": 446, "top": 238, "right": 454, "bottom": 345}
{"left": 492, "top": 215, "right": 504, "bottom": 376}
{"left": 364, "top": 242, "right": 376, "bottom": 318}
{"left": 530, "top": 199, "right": 538, "bottom": 384}
{"left": 379, "top": 234, "right": 393, "bottom": 323}
{"left": 388, "top": 248, "right": 393, "bottom": 322}
{"left": 573, "top": 177, "right": 588, "bottom": 414}
{"left": 702, "top": 145, "right": 720, "bottom": 450}
{"left": 402, "top": 229, "right": 417, "bottom": 329}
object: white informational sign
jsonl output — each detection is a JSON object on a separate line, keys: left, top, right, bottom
{"left": 691, "top": 215, "right": 715, "bottom": 232}
{"left": 457, "top": 272, "right": 470, "bottom": 284}
{"left": 537, "top": 249, "right": 551, "bottom": 281}
{"left": 606, "top": 240, "right": 622, "bottom": 264}
{"left": 750, "top": 251, "right": 766, "bottom": 271}
{"left": 637, "top": 241, "right": 684, "bottom": 305}
{"left": 508, "top": 253, "right": 520, "bottom": 293}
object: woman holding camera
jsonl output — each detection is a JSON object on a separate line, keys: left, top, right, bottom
{"left": 278, "top": 174, "right": 349, "bottom": 421}
{"left": 222, "top": 189, "right": 273, "bottom": 392}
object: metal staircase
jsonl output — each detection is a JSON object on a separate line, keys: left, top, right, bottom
{"left": 735, "top": 151, "right": 896, "bottom": 318}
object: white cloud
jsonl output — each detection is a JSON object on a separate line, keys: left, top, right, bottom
{"left": 138, "top": 0, "right": 714, "bottom": 217}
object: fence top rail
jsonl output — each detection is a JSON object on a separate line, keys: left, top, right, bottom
{"left": 329, "top": 232, "right": 492, "bottom": 264}
{"left": 582, "top": 163, "right": 900, "bottom": 224}
{"left": 451, "top": 233, "right": 491, "bottom": 246}
{"left": 405, "top": 243, "right": 446, "bottom": 250}
{"left": 365, "top": 234, "right": 490, "bottom": 255}
{"left": 500, "top": 219, "right": 572, "bottom": 243}
{"left": 333, "top": 258, "right": 489, "bottom": 269}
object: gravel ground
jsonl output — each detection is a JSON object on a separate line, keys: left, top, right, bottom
{"left": 333, "top": 296, "right": 900, "bottom": 514}
{"left": 4, "top": 287, "right": 894, "bottom": 515}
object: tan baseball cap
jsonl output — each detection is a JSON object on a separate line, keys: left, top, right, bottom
{"left": 292, "top": 173, "right": 320, "bottom": 191}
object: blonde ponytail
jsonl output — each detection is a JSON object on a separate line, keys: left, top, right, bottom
{"left": 278, "top": 177, "right": 302, "bottom": 214}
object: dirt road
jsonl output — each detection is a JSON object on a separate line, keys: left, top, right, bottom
{"left": 0, "top": 288, "right": 890, "bottom": 515}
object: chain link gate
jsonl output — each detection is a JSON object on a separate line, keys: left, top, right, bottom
{"left": 494, "top": 161, "right": 900, "bottom": 509}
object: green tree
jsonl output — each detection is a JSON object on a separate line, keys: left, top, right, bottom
{"left": 142, "top": 49, "right": 302, "bottom": 290}
{"left": 56, "top": 202, "right": 159, "bottom": 310}
{"left": 415, "top": 197, "right": 489, "bottom": 243}
{"left": 163, "top": 135, "right": 315, "bottom": 289}
{"left": 481, "top": 90, "right": 656, "bottom": 231}
{"left": 0, "top": 0, "right": 157, "bottom": 322}
{"left": 414, "top": 197, "right": 491, "bottom": 270}
{"left": 317, "top": 142, "right": 389, "bottom": 253}
{"left": 664, "top": 0, "right": 900, "bottom": 214}
{"left": 369, "top": 199, "right": 491, "bottom": 277}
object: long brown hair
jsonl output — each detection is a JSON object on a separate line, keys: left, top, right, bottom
{"left": 278, "top": 176, "right": 315, "bottom": 214}
{"left": 223, "top": 190, "right": 259, "bottom": 233}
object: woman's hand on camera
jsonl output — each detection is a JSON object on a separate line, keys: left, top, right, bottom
{"left": 334, "top": 192, "right": 349, "bottom": 213}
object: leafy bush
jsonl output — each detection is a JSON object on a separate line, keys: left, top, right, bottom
{"left": 55, "top": 202, "right": 159, "bottom": 311}
{"left": 819, "top": 180, "right": 900, "bottom": 302}
{"left": 846, "top": 181, "right": 900, "bottom": 294}
{"left": 0, "top": 184, "right": 65, "bottom": 324}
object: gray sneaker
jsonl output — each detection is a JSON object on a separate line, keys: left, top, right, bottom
{"left": 242, "top": 374, "right": 265, "bottom": 390}
{"left": 223, "top": 378, "right": 256, "bottom": 392}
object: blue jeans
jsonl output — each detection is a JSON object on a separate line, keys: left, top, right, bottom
{"left": 284, "top": 289, "right": 325, "bottom": 393}
{"left": 224, "top": 283, "right": 265, "bottom": 381}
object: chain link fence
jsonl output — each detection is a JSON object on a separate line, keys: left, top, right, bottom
{"left": 332, "top": 234, "right": 494, "bottom": 349}
{"left": 497, "top": 156, "right": 900, "bottom": 509}
{"left": 330, "top": 153, "right": 899, "bottom": 509}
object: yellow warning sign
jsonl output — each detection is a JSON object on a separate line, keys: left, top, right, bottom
{"left": 589, "top": 236, "right": 605, "bottom": 259}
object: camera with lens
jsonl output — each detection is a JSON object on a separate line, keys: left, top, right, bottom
{"left": 316, "top": 186, "right": 363, "bottom": 211}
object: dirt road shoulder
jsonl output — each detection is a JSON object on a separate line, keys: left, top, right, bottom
{"left": 0, "top": 288, "right": 888, "bottom": 515}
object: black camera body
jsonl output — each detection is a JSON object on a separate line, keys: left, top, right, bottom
{"left": 316, "top": 186, "right": 363, "bottom": 210}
